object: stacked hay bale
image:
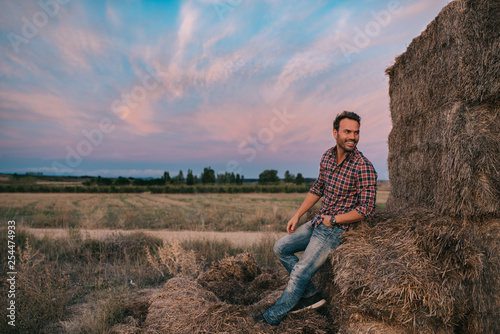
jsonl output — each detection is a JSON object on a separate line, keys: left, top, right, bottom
{"left": 384, "top": 0, "right": 499, "bottom": 217}
{"left": 317, "top": 0, "right": 499, "bottom": 333}
{"left": 316, "top": 212, "right": 498, "bottom": 333}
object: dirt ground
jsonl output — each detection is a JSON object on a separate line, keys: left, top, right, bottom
{"left": 23, "top": 227, "right": 287, "bottom": 247}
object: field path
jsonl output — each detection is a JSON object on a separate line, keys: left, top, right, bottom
{"left": 24, "top": 228, "right": 286, "bottom": 247}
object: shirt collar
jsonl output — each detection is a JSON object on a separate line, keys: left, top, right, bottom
{"left": 331, "top": 146, "right": 359, "bottom": 164}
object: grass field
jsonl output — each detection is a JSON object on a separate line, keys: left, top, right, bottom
{"left": 0, "top": 190, "right": 388, "bottom": 333}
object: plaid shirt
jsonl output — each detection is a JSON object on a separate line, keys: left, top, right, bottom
{"left": 309, "top": 146, "right": 377, "bottom": 230}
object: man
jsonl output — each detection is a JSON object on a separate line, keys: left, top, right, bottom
{"left": 255, "top": 111, "right": 377, "bottom": 326}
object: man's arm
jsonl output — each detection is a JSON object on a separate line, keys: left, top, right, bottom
{"left": 287, "top": 192, "right": 321, "bottom": 234}
{"left": 321, "top": 210, "right": 364, "bottom": 227}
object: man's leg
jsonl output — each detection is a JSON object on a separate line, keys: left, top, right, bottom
{"left": 264, "top": 224, "right": 344, "bottom": 325}
{"left": 272, "top": 222, "right": 317, "bottom": 297}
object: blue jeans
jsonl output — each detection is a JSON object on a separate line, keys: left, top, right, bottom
{"left": 263, "top": 221, "right": 344, "bottom": 325}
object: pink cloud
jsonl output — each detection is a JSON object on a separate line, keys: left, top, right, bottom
{"left": 0, "top": 89, "right": 83, "bottom": 127}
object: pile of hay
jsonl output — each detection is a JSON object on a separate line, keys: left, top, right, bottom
{"left": 385, "top": 0, "right": 500, "bottom": 218}
{"left": 316, "top": 211, "right": 499, "bottom": 333}
{"left": 197, "top": 252, "right": 285, "bottom": 305}
{"left": 113, "top": 253, "right": 333, "bottom": 333}
{"left": 144, "top": 277, "right": 254, "bottom": 333}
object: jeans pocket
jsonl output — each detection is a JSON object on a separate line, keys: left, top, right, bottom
{"left": 319, "top": 221, "right": 335, "bottom": 235}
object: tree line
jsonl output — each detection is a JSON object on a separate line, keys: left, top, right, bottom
{"left": 82, "top": 167, "right": 246, "bottom": 186}
{"left": 7, "top": 168, "right": 308, "bottom": 187}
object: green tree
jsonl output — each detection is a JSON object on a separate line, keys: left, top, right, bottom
{"left": 284, "top": 170, "right": 295, "bottom": 183}
{"left": 186, "top": 169, "right": 194, "bottom": 185}
{"left": 96, "top": 176, "right": 113, "bottom": 186}
{"left": 114, "top": 176, "right": 130, "bottom": 186}
{"left": 295, "top": 173, "right": 305, "bottom": 185}
{"left": 175, "top": 170, "right": 184, "bottom": 184}
{"left": 258, "top": 169, "right": 280, "bottom": 185}
{"left": 162, "top": 171, "right": 171, "bottom": 184}
{"left": 201, "top": 167, "right": 216, "bottom": 184}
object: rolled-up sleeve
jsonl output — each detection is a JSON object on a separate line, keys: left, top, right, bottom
{"left": 309, "top": 153, "right": 326, "bottom": 197}
{"left": 354, "top": 160, "right": 377, "bottom": 218}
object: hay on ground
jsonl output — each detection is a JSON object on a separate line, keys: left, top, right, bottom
{"left": 143, "top": 254, "right": 334, "bottom": 333}
{"left": 198, "top": 252, "right": 287, "bottom": 305}
{"left": 144, "top": 276, "right": 255, "bottom": 333}
{"left": 197, "top": 252, "right": 261, "bottom": 282}
{"left": 385, "top": 0, "right": 500, "bottom": 219}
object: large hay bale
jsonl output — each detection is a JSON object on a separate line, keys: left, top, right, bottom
{"left": 385, "top": 0, "right": 500, "bottom": 218}
{"left": 315, "top": 211, "right": 500, "bottom": 334}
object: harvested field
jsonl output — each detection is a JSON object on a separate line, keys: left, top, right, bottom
{"left": 0, "top": 192, "right": 318, "bottom": 231}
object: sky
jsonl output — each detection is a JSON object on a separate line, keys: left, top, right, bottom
{"left": 0, "top": 0, "right": 451, "bottom": 179}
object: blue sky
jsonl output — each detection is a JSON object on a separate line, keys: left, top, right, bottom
{"left": 0, "top": 0, "right": 451, "bottom": 179}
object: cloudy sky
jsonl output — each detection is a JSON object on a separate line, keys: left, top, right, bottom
{"left": 0, "top": 0, "right": 450, "bottom": 179}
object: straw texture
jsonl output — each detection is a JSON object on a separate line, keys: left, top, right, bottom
{"left": 385, "top": 0, "right": 500, "bottom": 218}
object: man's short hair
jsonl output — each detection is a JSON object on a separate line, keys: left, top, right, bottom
{"left": 333, "top": 111, "right": 361, "bottom": 131}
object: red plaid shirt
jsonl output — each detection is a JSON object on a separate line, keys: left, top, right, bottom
{"left": 309, "top": 146, "right": 377, "bottom": 230}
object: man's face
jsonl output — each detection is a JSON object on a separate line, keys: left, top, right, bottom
{"left": 333, "top": 118, "right": 360, "bottom": 152}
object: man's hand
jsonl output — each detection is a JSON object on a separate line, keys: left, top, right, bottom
{"left": 321, "top": 215, "right": 333, "bottom": 227}
{"left": 286, "top": 216, "right": 299, "bottom": 234}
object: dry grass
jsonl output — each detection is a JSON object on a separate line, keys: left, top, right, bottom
{"left": 146, "top": 239, "right": 200, "bottom": 278}
{"left": 0, "top": 226, "right": 292, "bottom": 333}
